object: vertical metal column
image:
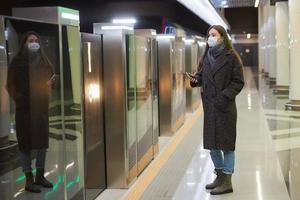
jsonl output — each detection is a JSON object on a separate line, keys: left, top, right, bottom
{"left": 94, "top": 23, "right": 137, "bottom": 188}
{"left": 0, "top": 16, "right": 10, "bottom": 148}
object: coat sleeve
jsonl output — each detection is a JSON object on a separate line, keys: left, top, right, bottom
{"left": 221, "top": 54, "right": 244, "bottom": 100}
{"left": 190, "top": 70, "right": 203, "bottom": 88}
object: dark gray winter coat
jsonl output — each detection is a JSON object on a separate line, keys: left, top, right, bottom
{"left": 191, "top": 49, "right": 244, "bottom": 151}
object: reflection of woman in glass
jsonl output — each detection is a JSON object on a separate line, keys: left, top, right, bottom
{"left": 6, "top": 32, "right": 55, "bottom": 193}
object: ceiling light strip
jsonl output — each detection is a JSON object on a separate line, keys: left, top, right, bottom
{"left": 176, "top": 0, "right": 229, "bottom": 30}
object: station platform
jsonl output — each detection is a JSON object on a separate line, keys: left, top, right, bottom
{"left": 97, "top": 67, "right": 293, "bottom": 200}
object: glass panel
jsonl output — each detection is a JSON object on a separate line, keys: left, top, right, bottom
{"left": 135, "top": 36, "right": 153, "bottom": 173}
{"left": 171, "top": 38, "right": 185, "bottom": 127}
{"left": 191, "top": 42, "right": 200, "bottom": 102}
{"left": 61, "top": 25, "right": 84, "bottom": 200}
{"left": 126, "top": 35, "right": 137, "bottom": 179}
{"left": 82, "top": 34, "right": 106, "bottom": 200}
{"left": 1, "top": 18, "right": 65, "bottom": 200}
{"left": 151, "top": 40, "right": 159, "bottom": 146}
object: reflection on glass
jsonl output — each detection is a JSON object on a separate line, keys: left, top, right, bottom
{"left": 82, "top": 34, "right": 106, "bottom": 199}
{"left": 151, "top": 39, "right": 159, "bottom": 148}
{"left": 1, "top": 18, "right": 64, "bottom": 200}
{"left": 135, "top": 36, "right": 153, "bottom": 173}
{"left": 6, "top": 31, "right": 55, "bottom": 191}
{"left": 62, "top": 25, "right": 84, "bottom": 199}
{"left": 191, "top": 42, "right": 201, "bottom": 106}
{"left": 126, "top": 35, "right": 137, "bottom": 180}
{"left": 171, "top": 38, "right": 185, "bottom": 129}
{"left": 87, "top": 84, "right": 100, "bottom": 103}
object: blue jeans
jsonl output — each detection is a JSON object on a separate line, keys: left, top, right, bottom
{"left": 210, "top": 150, "right": 235, "bottom": 174}
{"left": 20, "top": 149, "right": 46, "bottom": 173}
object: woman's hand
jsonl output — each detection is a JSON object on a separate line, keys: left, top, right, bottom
{"left": 186, "top": 72, "right": 198, "bottom": 83}
{"left": 47, "top": 74, "right": 58, "bottom": 86}
{"left": 46, "top": 80, "right": 54, "bottom": 86}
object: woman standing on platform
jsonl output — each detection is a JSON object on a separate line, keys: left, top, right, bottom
{"left": 186, "top": 25, "right": 244, "bottom": 195}
{"left": 6, "top": 32, "right": 55, "bottom": 193}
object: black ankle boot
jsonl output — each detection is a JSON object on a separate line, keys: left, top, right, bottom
{"left": 205, "top": 169, "right": 224, "bottom": 190}
{"left": 25, "top": 172, "right": 41, "bottom": 193}
{"left": 35, "top": 168, "right": 53, "bottom": 188}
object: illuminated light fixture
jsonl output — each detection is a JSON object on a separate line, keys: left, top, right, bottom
{"left": 61, "top": 12, "right": 79, "bottom": 21}
{"left": 247, "top": 33, "right": 251, "bottom": 39}
{"left": 195, "top": 35, "right": 203, "bottom": 40}
{"left": 176, "top": 0, "right": 229, "bottom": 30}
{"left": 112, "top": 18, "right": 137, "bottom": 24}
{"left": 87, "top": 42, "right": 92, "bottom": 73}
{"left": 183, "top": 38, "right": 195, "bottom": 43}
{"left": 221, "top": 0, "right": 227, "bottom": 5}
{"left": 197, "top": 41, "right": 206, "bottom": 47}
{"left": 156, "top": 35, "right": 175, "bottom": 39}
{"left": 255, "top": 0, "right": 260, "bottom": 7}
{"left": 4, "top": 30, "right": 8, "bottom": 40}
{"left": 101, "top": 25, "right": 133, "bottom": 30}
{"left": 88, "top": 84, "right": 100, "bottom": 102}
{"left": 256, "top": 170, "right": 263, "bottom": 200}
{"left": 151, "top": 30, "right": 157, "bottom": 36}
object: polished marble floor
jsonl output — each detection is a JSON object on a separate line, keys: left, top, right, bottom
{"left": 0, "top": 113, "right": 85, "bottom": 200}
{"left": 1, "top": 67, "right": 298, "bottom": 200}
{"left": 97, "top": 67, "right": 294, "bottom": 200}
{"left": 256, "top": 69, "right": 300, "bottom": 200}
{"left": 138, "top": 67, "right": 291, "bottom": 200}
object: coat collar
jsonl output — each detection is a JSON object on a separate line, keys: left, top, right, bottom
{"left": 203, "top": 50, "right": 231, "bottom": 85}
{"left": 211, "top": 49, "right": 231, "bottom": 76}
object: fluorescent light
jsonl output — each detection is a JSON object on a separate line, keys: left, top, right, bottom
{"left": 5, "top": 30, "right": 8, "bottom": 40}
{"left": 247, "top": 33, "right": 251, "bottom": 39}
{"left": 61, "top": 12, "right": 79, "bottom": 21}
{"left": 255, "top": 0, "right": 260, "bottom": 7}
{"left": 221, "top": 0, "right": 227, "bottom": 5}
{"left": 256, "top": 171, "right": 263, "bottom": 200}
{"left": 184, "top": 38, "right": 195, "bottom": 43}
{"left": 112, "top": 18, "right": 137, "bottom": 24}
{"left": 87, "top": 42, "right": 92, "bottom": 73}
{"left": 156, "top": 35, "right": 175, "bottom": 39}
{"left": 101, "top": 25, "right": 133, "bottom": 30}
{"left": 176, "top": 0, "right": 229, "bottom": 30}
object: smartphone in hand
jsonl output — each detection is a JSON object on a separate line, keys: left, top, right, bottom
{"left": 185, "top": 72, "right": 198, "bottom": 83}
{"left": 50, "top": 74, "right": 58, "bottom": 81}
{"left": 185, "top": 72, "right": 195, "bottom": 80}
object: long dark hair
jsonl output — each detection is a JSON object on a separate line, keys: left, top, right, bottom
{"left": 18, "top": 31, "right": 53, "bottom": 68}
{"left": 197, "top": 25, "right": 242, "bottom": 71}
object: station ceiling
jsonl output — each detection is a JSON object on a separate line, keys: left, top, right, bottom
{"left": 0, "top": 0, "right": 260, "bottom": 34}
{"left": 209, "top": 0, "right": 284, "bottom": 8}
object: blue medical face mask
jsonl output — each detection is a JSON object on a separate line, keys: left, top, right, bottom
{"left": 207, "top": 36, "right": 219, "bottom": 48}
{"left": 27, "top": 42, "right": 40, "bottom": 52}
